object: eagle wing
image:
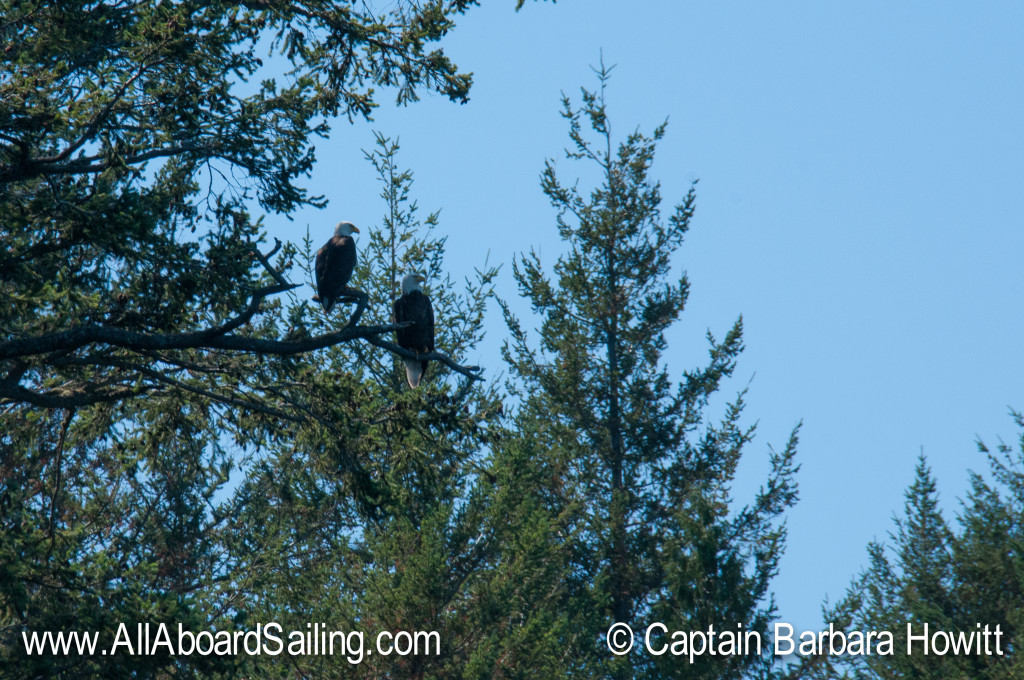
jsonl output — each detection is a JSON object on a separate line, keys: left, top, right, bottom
{"left": 315, "top": 236, "right": 356, "bottom": 311}
{"left": 424, "top": 294, "right": 435, "bottom": 353}
{"left": 394, "top": 290, "right": 434, "bottom": 388}
{"left": 394, "top": 290, "right": 435, "bottom": 352}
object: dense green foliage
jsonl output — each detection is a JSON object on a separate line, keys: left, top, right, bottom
{"left": 789, "top": 413, "right": 1024, "bottom": 680}
{"left": 502, "top": 64, "right": 801, "bottom": 679}
{"left": 0, "top": 2, "right": 534, "bottom": 677}
{"left": 0, "top": 0, "right": 484, "bottom": 410}
{"left": 2, "top": 3, "right": 814, "bottom": 679}
{"left": 217, "top": 139, "right": 541, "bottom": 678}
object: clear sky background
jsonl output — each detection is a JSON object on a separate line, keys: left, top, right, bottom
{"left": 266, "top": 1, "right": 1024, "bottom": 631}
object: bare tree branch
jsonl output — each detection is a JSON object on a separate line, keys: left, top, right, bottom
{"left": 1, "top": 380, "right": 146, "bottom": 409}
{"left": 363, "top": 335, "right": 483, "bottom": 382}
{"left": 0, "top": 319, "right": 402, "bottom": 362}
{"left": 0, "top": 143, "right": 220, "bottom": 182}
{"left": 111, "top": 359, "right": 304, "bottom": 424}
{"left": 251, "top": 238, "right": 291, "bottom": 288}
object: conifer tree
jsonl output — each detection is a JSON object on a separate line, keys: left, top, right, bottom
{"left": 503, "top": 63, "right": 801, "bottom": 680}
{"left": 856, "top": 457, "right": 960, "bottom": 678}
{"left": 788, "top": 416, "right": 1024, "bottom": 680}
{"left": 1, "top": 3, "right": 544, "bottom": 676}
{"left": 0, "top": 0, "right": 493, "bottom": 411}
{"left": 222, "top": 137, "right": 565, "bottom": 678}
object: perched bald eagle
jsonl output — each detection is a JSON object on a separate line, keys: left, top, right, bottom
{"left": 313, "top": 221, "right": 359, "bottom": 313}
{"left": 394, "top": 272, "right": 435, "bottom": 388}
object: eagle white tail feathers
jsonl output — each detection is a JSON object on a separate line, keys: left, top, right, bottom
{"left": 403, "top": 358, "right": 426, "bottom": 388}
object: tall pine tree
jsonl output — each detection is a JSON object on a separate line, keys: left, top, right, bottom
{"left": 502, "top": 63, "right": 801, "bottom": 679}
{"left": 790, "top": 416, "right": 1024, "bottom": 680}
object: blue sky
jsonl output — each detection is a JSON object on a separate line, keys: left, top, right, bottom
{"left": 267, "top": 1, "right": 1024, "bottom": 630}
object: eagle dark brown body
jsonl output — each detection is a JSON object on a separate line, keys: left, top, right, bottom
{"left": 394, "top": 275, "right": 435, "bottom": 388}
{"left": 313, "top": 222, "right": 358, "bottom": 314}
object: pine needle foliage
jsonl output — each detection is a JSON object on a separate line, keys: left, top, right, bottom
{"left": 0, "top": 2, "right": 541, "bottom": 676}
{"left": 221, "top": 140, "right": 565, "bottom": 678}
{"left": 788, "top": 414, "right": 1024, "bottom": 680}
{"left": 502, "top": 61, "right": 801, "bottom": 680}
{"left": 1, "top": 0, "right": 496, "bottom": 411}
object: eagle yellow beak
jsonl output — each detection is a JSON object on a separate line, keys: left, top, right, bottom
{"left": 351, "top": 226, "right": 360, "bottom": 233}
{"left": 416, "top": 274, "right": 426, "bottom": 283}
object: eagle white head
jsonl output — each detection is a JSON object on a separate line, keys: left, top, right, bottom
{"left": 334, "top": 221, "right": 359, "bottom": 238}
{"left": 401, "top": 272, "right": 426, "bottom": 294}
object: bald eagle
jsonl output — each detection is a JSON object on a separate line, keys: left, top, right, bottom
{"left": 313, "top": 221, "right": 359, "bottom": 313}
{"left": 394, "top": 272, "right": 435, "bottom": 388}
